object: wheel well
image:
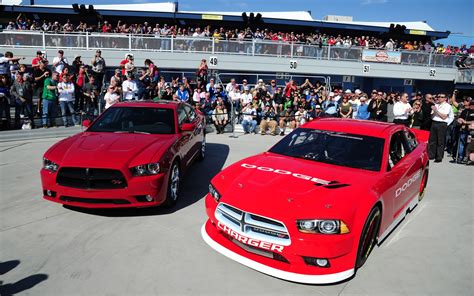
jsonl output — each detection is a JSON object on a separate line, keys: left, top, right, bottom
{"left": 373, "top": 202, "right": 383, "bottom": 238}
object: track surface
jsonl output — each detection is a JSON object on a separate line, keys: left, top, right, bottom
{"left": 0, "top": 127, "right": 472, "bottom": 295}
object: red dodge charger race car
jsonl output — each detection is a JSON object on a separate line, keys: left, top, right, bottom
{"left": 41, "top": 101, "right": 205, "bottom": 208}
{"left": 202, "top": 118, "right": 429, "bottom": 284}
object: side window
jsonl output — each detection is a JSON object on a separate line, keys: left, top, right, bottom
{"left": 184, "top": 105, "right": 197, "bottom": 122}
{"left": 177, "top": 107, "right": 189, "bottom": 126}
{"left": 388, "top": 131, "right": 407, "bottom": 169}
{"left": 404, "top": 130, "right": 418, "bottom": 152}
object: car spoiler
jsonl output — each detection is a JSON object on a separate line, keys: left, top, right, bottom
{"left": 410, "top": 128, "right": 430, "bottom": 143}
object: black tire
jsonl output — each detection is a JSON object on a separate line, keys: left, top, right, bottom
{"left": 197, "top": 133, "right": 206, "bottom": 161}
{"left": 356, "top": 206, "right": 381, "bottom": 269}
{"left": 163, "top": 161, "right": 180, "bottom": 208}
{"left": 418, "top": 170, "right": 429, "bottom": 201}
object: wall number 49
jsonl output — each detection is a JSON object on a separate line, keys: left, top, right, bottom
{"left": 209, "top": 56, "right": 218, "bottom": 67}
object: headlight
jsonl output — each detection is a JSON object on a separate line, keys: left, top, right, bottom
{"left": 209, "top": 183, "right": 221, "bottom": 202}
{"left": 131, "top": 162, "right": 161, "bottom": 176}
{"left": 43, "top": 158, "right": 59, "bottom": 173}
{"left": 297, "top": 219, "right": 350, "bottom": 234}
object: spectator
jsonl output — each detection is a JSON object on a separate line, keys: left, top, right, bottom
{"left": 260, "top": 105, "right": 278, "bottom": 136}
{"left": 241, "top": 102, "right": 257, "bottom": 134}
{"left": 1, "top": 52, "right": 24, "bottom": 84}
{"left": 428, "top": 94, "right": 451, "bottom": 162}
{"left": 339, "top": 95, "right": 353, "bottom": 118}
{"left": 356, "top": 95, "right": 370, "bottom": 120}
{"left": 91, "top": 50, "right": 106, "bottom": 90}
{"left": 104, "top": 85, "right": 121, "bottom": 109}
{"left": 33, "top": 60, "right": 50, "bottom": 114}
{"left": 196, "top": 59, "right": 208, "bottom": 88}
{"left": 156, "top": 84, "right": 173, "bottom": 101}
{"left": 144, "top": 59, "right": 159, "bottom": 83}
{"left": 82, "top": 76, "right": 99, "bottom": 117}
{"left": 192, "top": 87, "right": 205, "bottom": 107}
{"left": 72, "top": 55, "right": 83, "bottom": 74}
{"left": 57, "top": 74, "right": 77, "bottom": 127}
{"left": 175, "top": 84, "right": 190, "bottom": 102}
{"left": 368, "top": 91, "right": 388, "bottom": 121}
{"left": 10, "top": 72, "right": 34, "bottom": 129}
{"left": 120, "top": 53, "right": 134, "bottom": 76}
{"left": 410, "top": 99, "right": 424, "bottom": 128}
{"left": 307, "top": 104, "right": 324, "bottom": 120}
{"left": 295, "top": 106, "right": 307, "bottom": 126}
{"left": 212, "top": 103, "right": 228, "bottom": 134}
{"left": 75, "top": 65, "right": 88, "bottom": 111}
{"left": 41, "top": 71, "right": 59, "bottom": 128}
{"left": 122, "top": 74, "right": 138, "bottom": 101}
{"left": 323, "top": 92, "right": 339, "bottom": 117}
{"left": 454, "top": 99, "right": 474, "bottom": 163}
{"left": 466, "top": 122, "right": 474, "bottom": 165}
{"left": 421, "top": 93, "right": 434, "bottom": 130}
{"left": 52, "top": 50, "right": 68, "bottom": 74}
{"left": 0, "top": 75, "right": 12, "bottom": 128}
{"left": 31, "top": 50, "right": 47, "bottom": 69}
{"left": 393, "top": 93, "right": 413, "bottom": 126}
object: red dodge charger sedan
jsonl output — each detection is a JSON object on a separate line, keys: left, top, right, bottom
{"left": 41, "top": 101, "right": 205, "bottom": 208}
{"left": 202, "top": 118, "right": 430, "bottom": 284}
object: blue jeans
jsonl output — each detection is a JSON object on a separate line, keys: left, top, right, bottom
{"left": 60, "top": 101, "right": 78, "bottom": 126}
{"left": 42, "top": 99, "right": 57, "bottom": 126}
{"left": 455, "top": 131, "right": 469, "bottom": 160}
{"left": 242, "top": 119, "right": 257, "bottom": 133}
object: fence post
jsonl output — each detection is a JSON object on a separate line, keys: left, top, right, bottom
{"left": 171, "top": 36, "right": 174, "bottom": 53}
{"left": 42, "top": 31, "right": 46, "bottom": 50}
{"left": 252, "top": 39, "right": 255, "bottom": 56}
{"left": 128, "top": 34, "right": 132, "bottom": 51}
{"left": 290, "top": 42, "right": 294, "bottom": 58}
{"left": 211, "top": 38, "right": 215, "bottom": 54}
{"left": 86, "top": 32, "right": 89, "bottom": 50}
{"left": 428, "top": 52, "right": 432, "bottom": 66}
{"left": 327, "top": 45, "right": 331, "bottom": 60}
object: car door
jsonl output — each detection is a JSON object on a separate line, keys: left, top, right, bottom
{"left": 183, "top": 104, "right": 203, "bottom": 158}
{"left": 176, "top": 105, "right": 193, "bottom": 168}
{"left": 384, "top": 130, "right": 422, "bottom": 220}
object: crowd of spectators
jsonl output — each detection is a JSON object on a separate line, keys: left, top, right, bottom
{"left": 0, "top": 47, "right": 473, "bottom": 164}
{"left": 4, "top": 14, "right": 474, "bottom": 56}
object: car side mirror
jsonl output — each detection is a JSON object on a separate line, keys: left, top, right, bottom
{"left": 82, "top": 119, "right": 91, "bottom": 128}
{"left": 181, "top": 123, "right": 196, "bottom": 132}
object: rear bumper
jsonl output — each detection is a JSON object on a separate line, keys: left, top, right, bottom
{"left": 201, "top": 220, "right": 355, "bottom": 284}
{"left": 41, "top": 169, "right": 168, "bottom": 208}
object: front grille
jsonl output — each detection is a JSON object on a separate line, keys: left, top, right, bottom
{"left": 215, "top": 203, "right": 291, "bottom": 246}
{"left": 60, "top": 196, "right": 130, "bottom": 204}
{"left": 57, "top": 167, "right": 127, "bottom": 189}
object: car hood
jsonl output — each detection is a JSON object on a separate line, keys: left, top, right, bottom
{"left": 213, "top": 152, "right": 379, "bottom": 219}
{"left": 46, "top": 132, "right": 176, "bottom": 168}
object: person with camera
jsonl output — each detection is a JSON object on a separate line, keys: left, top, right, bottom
{"left": 52, "top": 50, "right": 69, "bottom": 74}
{"left": 57, "top": 74, "right": 77, "bottom": 127}
{"left": 91, "top": 49, "right": 106, "bottom": 91}
{"left": 455, "top": 99, "right": 474, "bottom": 163}
{"left": 260, "top": 105, "right": 278, "bottom": 136}
{"left": 82, "top": 76, "right": 99, "bottom": 118}
{"left": 196, "top": 59, "right": 208, "bottom": 89}
{"left": 33, "top": 61, "right": 50, "bottom": 114}
{"left": 212, "top": 102, "right": 228, "bottom": 134}
{"left": 122, "top": 74, "right": 138, "bottom": 101}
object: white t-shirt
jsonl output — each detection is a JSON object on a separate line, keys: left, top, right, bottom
{"left": 193, "top": 91, "right": 205, "bottom": 103}
{"left": 122, "top": 80, "right": 137, "bottom": 100}
{"left": 393, "top": 101, "right": 412, "bottom": 120}
{"left": 105, "top": 92, "right": 120, "bottom": 109}
{"left": 57, "top": 82, "right": 75, "bottom": 102}
{"left": 432, "top": 102, "right": 451, "bottom": 123}
{"left": 241, "top": 93, "right": 253, "bottom": 105}
{"left": 52, "top": 56, "right": 69, "bottom": 74}
{"left": 242, "top": 107, "right": 256, "bottom": 122}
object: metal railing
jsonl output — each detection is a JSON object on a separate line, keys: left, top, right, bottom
{"left": 0, "top": 30, "right": 458, "bottom": 68}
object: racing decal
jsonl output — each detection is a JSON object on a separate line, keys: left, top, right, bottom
{"left": 395, "top": 170, "right": 421, "bottom": 197}
{"left": 217, "top": 222, "right": 284, "bottom": 253}
{"left": 240, "top": 163, "right": 349, "bottom": 188}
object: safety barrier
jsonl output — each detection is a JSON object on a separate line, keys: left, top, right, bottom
{"left": 0, "top": 31, "right": 457, "bottom": 68}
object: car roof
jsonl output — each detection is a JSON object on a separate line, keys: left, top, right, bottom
{"left": 113, "top": 100, "right": 181, "bottom": 109}
{"left": 303, "top": 118, "right": 399, "bottom": 138}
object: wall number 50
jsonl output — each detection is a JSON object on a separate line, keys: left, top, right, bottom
{"left": 290, "top": 60, "right": 298, "bottom": 70}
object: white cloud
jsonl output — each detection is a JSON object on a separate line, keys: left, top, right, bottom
{"left": 362, "top": 0, "right": 388, "bottom": 5}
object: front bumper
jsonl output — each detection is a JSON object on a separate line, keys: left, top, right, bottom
{"left": 202, "top": 194, "right": 358, "bottom": 284}
{"left": 41, "top": 169, "right": 168, "bottom": 208}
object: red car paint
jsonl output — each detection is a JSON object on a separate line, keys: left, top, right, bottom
{"left": 41, "top": 101, "right": 205, "bottom": 208}
{"left": 202, "top": 118, "right": 429, "bottom": 284}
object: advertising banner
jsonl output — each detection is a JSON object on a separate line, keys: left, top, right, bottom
{"left": 362, "top": 49, "right": 401, "bottom": 64}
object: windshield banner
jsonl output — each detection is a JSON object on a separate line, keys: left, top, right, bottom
{"left": 362, "top": 49, "right": 401, "bottom": 64}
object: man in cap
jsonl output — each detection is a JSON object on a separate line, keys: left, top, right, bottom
{"left": 52, "top": 50, "right": 69, "bottom": 74}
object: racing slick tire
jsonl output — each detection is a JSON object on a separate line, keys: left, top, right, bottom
{"left": 356, "top": 206, "right": 381, "bottom": 269}
{"left": 418, "top": 170, "right": 429, "bottom": 201}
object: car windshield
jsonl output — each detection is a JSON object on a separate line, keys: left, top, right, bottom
{"left": 88, "top": 107, "right": 175, "bottom": 134}
{"left": 269, "top": 128, "right": 385, "bottom": 171}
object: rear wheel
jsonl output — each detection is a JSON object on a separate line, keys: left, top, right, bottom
{"left": 163, "top": 161, "right": 180, "bottom": 208}
{"left": 418, "top": 170, "right": 429, "bottom": 201}
{"left": 356, "top": 206, "right": 381, "bottom": 269}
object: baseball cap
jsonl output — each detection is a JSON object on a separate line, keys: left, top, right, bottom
{"left": 258, "top": 79, "right": 264, "bottom": 83}
{"left": 315, "top": 105, "right": 321, "bottom": 109}
{"left": 329, "top": 92, "right": 335, "bottom": 97}
{"left": 96, "top": 49, "right": 101, "bottom": 53}
{"left": 345, "top": 89, "right": 352, "bottom": 94}
{"left": 58, "top": 50, "right": 64, "bottom": 54}
{"left": 355, "top": 89, "right": 362, "bottom": 95}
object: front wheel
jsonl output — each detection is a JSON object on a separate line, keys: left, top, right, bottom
{"left": 356, "top": 206, "right": 381, "bottom": 269}
{"left": 418, "top": 170, "right": 429, "bottom": 201}
{"left": 163, "top": 161, "right": 180, "bottom": 208}
{"left": 197, "top": 134, "right": 206, "bottom": 161}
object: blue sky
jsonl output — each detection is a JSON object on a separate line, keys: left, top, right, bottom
{"left": 31, "top": 0, "right": 474, "bottom": 46}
